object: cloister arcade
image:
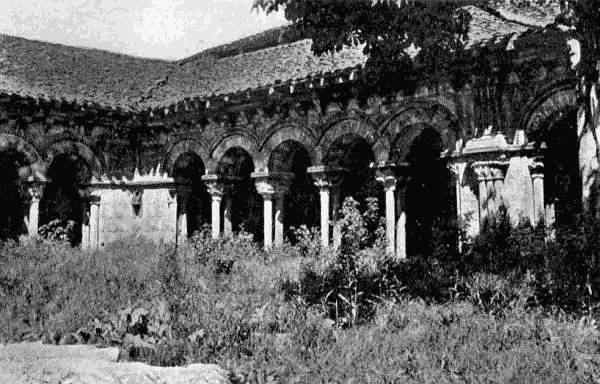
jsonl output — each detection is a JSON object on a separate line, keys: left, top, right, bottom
{"left": 0, "top": 82, "right": 588, "bottom": 260}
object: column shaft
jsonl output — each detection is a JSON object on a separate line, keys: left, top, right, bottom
{"left": 477, "top": 179, "right": 488, "bottom": 228}
{"left": 263, "top": 195, "right": 273, "bottom": 249}
{"left": 89, "top": 202, "right": 100, "bottom": 249}
{"left": 320, "top": 188, "right": 330, "bottom": 249}
{"left": 331, "top": 189, "right": 341, "bottom": 249}
{"left": 274, "top": 194, "right": 285, "bottom": 247}
{"left": 385, "top": 185, "right": 396, "bottom": 255}
{"left": 27, "top": 198, "right": 40, "bottom": 237}
{"left": 532, "top": 175, "right": 545, "bottom": 225}
{"left": 223, "top": 196, "right": 233, "bottom": 236}
{"left": 211, "top": 195, "right": 221, "bottom": 239}
{"left": 396, "top": 190, "right": 407, "bottom": 259}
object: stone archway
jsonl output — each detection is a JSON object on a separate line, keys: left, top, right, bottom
{"left": 173, "top": 151, "right": 210, "bottom": 238}
{"left": 390, "top": 126, "right": 457, "bottom": 257}
{"left": 268, "top": 139, "right": 318, "bottom": 240}
{"left": 0, "top": 135, "right": 39, "bottom": 241}
{"left": 324, "top": 133, "right": 383, "bottom": 211}
{"left": 216, "top": 147, "right": 262, "bottom": 241}
{"left": 39, "top": 153, "right": 92, "bottom": 245}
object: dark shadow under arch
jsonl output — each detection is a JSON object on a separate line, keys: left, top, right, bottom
{"left": 173, "top": 152, "right": 210, "bottom": 237}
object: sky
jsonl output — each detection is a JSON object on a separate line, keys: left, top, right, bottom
{"left": 0, "top": 0, "right": 288, "bottom": 60}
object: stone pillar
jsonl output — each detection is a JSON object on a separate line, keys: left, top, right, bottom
{"left": 168, "top": 189, "right": 179, "bottom": 245}
{"left": 223, "top": 195, "right": 233, "bottom": 237}
{"left": 472, "top": 161, "right": 508, "bottom": 229}
{"left": 274, "top": 193, "right": 285, "bottom": 247}
{"left": 175, "top": 186, "right": 189, "bottom": 245}
{"left": 253, "top": 172, "right": 293, "bottom": 250}
{"left": 529, "top": 160, "right": 545, "bottom": 226}
{"left": 376, "top": 172, "right": 397, "bottom": 255}
{"left": 26, "top": 182, "right": 44, "bottom": 238}
{"left": 331, "top": 187, "right": 342, "bottom": 250}
{"left": 89, "top": 194, "right": 101, "bottom": 249}
{"left": 396, "top": 185, "right": 407, "bottom": 260}
{"left": 202, "top": 175, "right": 224, "bottom": 239}
{"left": 307, "top": 166, "right": 345, "bottom": 249}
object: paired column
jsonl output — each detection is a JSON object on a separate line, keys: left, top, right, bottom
{"left": 202, "top": 174, "right": 224, "bottom": 239}
{"left": 253, "top": 172, "right": 292, "bottom": 249}
{"left": 375, "top": 163, "right": 410, "bottom": 259}
{"left": 26, "top": 181, "right": 45, "bottom": 238}
{"left": 472, "top": 161, "right": 508, "bottom": 228}
{"left": 307, "top": 166, "right": 345, "bottom": 249}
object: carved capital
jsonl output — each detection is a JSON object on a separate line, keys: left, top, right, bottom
{"left": 472, "top": 160, "right": 508, "bottom": 182}
{"left": 252, "top": 171, "right": 294, "bottom": 197}
{"left": 27, "top": 181, "right": 45, "bottom": 201}
{"left": 201, "top": 174, "right": 225, "bottom": 198}
{"left": 374, "top": 162, "right": 411, "bottom": 188}
{"left": 529, "top": 159, "right": 544, "bottom": 179}
{"left": 307, "top": 166, "right": 346, "bottom": 191}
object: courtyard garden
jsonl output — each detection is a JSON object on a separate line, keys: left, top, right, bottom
{"left": 2, "top": 198, "right": 600, "bottom": 383}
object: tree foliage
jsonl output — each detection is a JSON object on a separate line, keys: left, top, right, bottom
{"left": 253, "top": 0, "right": 599, "bottom": 92}
{"left": 254, "top": 0, "right": 477, "bottom": 90}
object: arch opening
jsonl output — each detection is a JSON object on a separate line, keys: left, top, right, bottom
{"left": 40, "top": 153, "right": 91, "bottom": 246}
{"left": 217, "top": 147, "right": 262, "bottom": 241}
{"left": 395, "top": 127, "right": 457, "bottom": 257}
{"left": 0, "top": 150, "right": 29, "bottom": 241}
{"left": 540, "top": 109, "right": 581, "bottom": 226}
{"left": 324, "top": 133, "right": 383, "bottom": 214}
{"left": 269, "top": 140, "right": 318, "bottom": 238}
{"left": 173, "top": 152, "right": 210, "bottom": 237}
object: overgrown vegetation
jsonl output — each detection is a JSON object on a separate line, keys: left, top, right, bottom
{"left": 2, "top": 201, "right": 600, "bottom": 382}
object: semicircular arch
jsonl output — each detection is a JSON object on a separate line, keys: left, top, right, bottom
{"left": 317, "top": 118, "right": 381, "bottom": 164}
{"left": 259, "top": 123, "right": 317, "bottom": 169}
{"left": 521, "top": 85, "right": 578, "bottom": 139}
{"left": 45, "top": 140, "right": 103, "bottom": 178}
{"left": 0, "top": 134, "right": 39, "bottom": 165}
{"left": 380, "top": 103, "right": 457, "bottom": 163}
{"left": 164, "top": 139, "right": 209, "bottom": 176}
{"left": 209, "top": 133, "right": 259, "bottom": 172}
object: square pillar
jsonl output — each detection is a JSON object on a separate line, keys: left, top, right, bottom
{"left": 202, "top": 175, "right": 224, "bottom": 239}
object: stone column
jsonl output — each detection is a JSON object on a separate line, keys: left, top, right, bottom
{"left": 253, "top": 172, "right": 293, "bottom": 250}
{"left": 529, "top": 160, "right": 545, "bottom": 226}
{"left": 396, "top": 187, "right": 407, "bottom": 260}
{"left": 175, "top": 186, "right": 189, "bottom": 245}
{"left": 376, "top": 171, "right": 397, "bottom": 255}
{"left": 223, "top": 195, "right": 233, "bottom": 237}
{"left": 89, "top": 194, "right": 101, "bottom": 249}
{"left": 331, "top": 186, "right": 342, "bottom": 250}
{"left": 202, "top": 175, "right": 224, "bottom": 239}
{"left": 472, "top": 161, "right": 508, "bottom": 229}
{"left": 308, "top": 166, "right": 345, "bottom": 249}
{"left": 26, "top": 182, "right": 44, "bottom": 238}
{"left": 168, "top": 189, "right": 179, "bottom": 245}
{"left": 274, "top": 193, "right": 285, "bottom": 247}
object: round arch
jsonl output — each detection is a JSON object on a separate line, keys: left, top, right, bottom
{"left": 521, "top": 86, "right": 578, "bottom": 139}
{"left": 164, "top": 139, "right": 210, "bottom": 176}
{"left": 380, "top": 103, "right": 457, "bottom": 163}
{"left": 209, "top": 134, "right": 259, "bottom": 172}
{"left": 317, "top": 118, "right": 381, "bottom": 164}
{"left": 0, "top": 134, "right": 39, "bottom": 165}
{"left": 259, "top": 124, "right": 317, "bottom": 170}
{"left": 45, "top": 140, "right": 103, "bottom": 178}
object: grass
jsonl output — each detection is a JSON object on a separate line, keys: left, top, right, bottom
{"left": 1, "top": 227, "right": 600, "bottom": 383}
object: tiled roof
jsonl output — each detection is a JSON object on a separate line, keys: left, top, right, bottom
{"left": 0, "top": 34, "right": 174, "bottom": 110}
{"left": 0, "top": 6, "right": 551, "bottom": 111}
